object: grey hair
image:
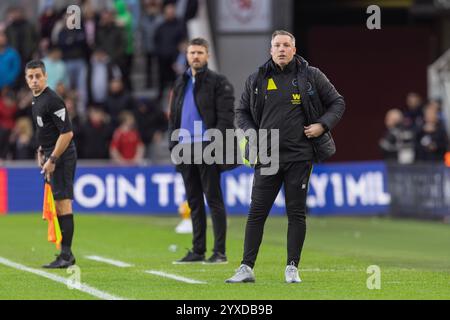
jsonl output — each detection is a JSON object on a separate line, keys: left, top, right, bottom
{"left": 271, "top": 30, "right": 296, "bottom": 46}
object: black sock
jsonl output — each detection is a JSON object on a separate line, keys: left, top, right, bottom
{"left": 58, "top": 214, "right": 74, "bottom": 258}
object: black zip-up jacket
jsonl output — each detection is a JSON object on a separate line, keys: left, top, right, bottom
{"left": 235, "top": 55, "right": 346, "bottom": 162}
{"left": 168, "top": 66, "right": 237, "bottom": 170}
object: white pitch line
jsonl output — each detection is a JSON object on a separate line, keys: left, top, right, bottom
{"left": 145, "top": 270, "right": 207, "bottom": 284}
{"left": 85, "top": 255, "right": 134, "bottom": 268}
{"left": 0, "top": 256, "right": 125, "bottom": 300}
{"left": 300, "top": 268, "right": 363, "bottom": 272}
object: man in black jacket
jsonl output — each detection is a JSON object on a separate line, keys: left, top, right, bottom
{"left": 155, "top": 3, "right": 187, "bottom": 101}
{"left": 226, "top": 30, "right": 345, "bottom": 283}
{"left": 168, "top": 38, "right": 235, "bottom": 264}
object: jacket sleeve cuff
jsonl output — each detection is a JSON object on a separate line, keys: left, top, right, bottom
{"left": 319, "top": 122, "right": 330, "bottom": 133}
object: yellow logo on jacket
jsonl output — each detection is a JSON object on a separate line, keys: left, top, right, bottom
{"left": 267, "top": 78, "right": 277, "bottom": 90}
{"left": 291, "top": 93, "right": 301, "bottom": 105}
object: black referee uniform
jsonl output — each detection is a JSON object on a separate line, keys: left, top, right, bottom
{"left": 32, "top": 86, "right": 77, "bottom": 265}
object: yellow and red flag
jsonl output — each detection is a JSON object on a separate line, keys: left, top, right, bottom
{"left": 42, "top": 183, "right": 62, "bottom": 249}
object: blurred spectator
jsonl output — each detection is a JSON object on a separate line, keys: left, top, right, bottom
{"left": 89, "top": 0, "right": 115, "bottom": 11}
{"left": 87, "top": 48, "right": 122, "bottom": 106}
{"left": 124, "top": 0, "right": 141, "bottom": 32}
{"left": 140, "top": 0, "right": 164, "bottom": 89}
{"left": 105, "top": 78, "right": 135, "bottom": 127}
{"left": 8, "top": 117, "right": 35, "bottom": 160}
{"left": 415, "top": 105, "right": 448, "bottom": 162}
{"left": 79, "top": 106, "right": 113, "bottom": 159}
{"left": 57, "top": 14, "right": 88, "bottom": 88}
{"left": 96, "top": 9, "right": 127, "bottom": 74}
{"left": 133, "top": 98, "right": 168, "bottom": 153}
{"left": 38, "top": 2, "right": 59, "bottom": 55}
{"left": 39, "top": 1, "right": 59, "bottom": 39}
{"left": 110, "top": 111, "right": 144, "bottom": 164}
{"left": 165, "top": 0, "right": 199, "bottom": 22}
{"left": 0, "top": 30, "right": 21, "bottom": 90}
{"left": 82, "top": 3, "right": 99, "bottom": 52}
{"left": 114, "top": 0, "right": 134, "bottom": 90}
{"left": 50, "top": 8, "right": 68, "bottom": 45}
{"left": 423, "top": 99, "right": 443, "bottom": 123}
{"left": 0, "top": 88, "right": 18, "bottom": 159}
{"left": 55, "top": 82, "right": 68, "bottom": 100}
{"left": 42, "top": 46, "right": 69, "bottom": 91}
{"left": 0, "top": 88, "right": 17, "bottom": 131}
{"left": 379, "top": 108, "right": 415, "bottom": 164}
{"left": 154, "top": 2, "right": 187, "bottom": 100}
{"left": 64, "top": 94, "right": 82, "bottom": 153}
{"left": 5, "top": 6, "right": 38, "bottom": 69}
{"left": 57, "top": 12, "right": 89, "bottom": 115}
{"left": 14, "top": 88, "right": 33, "bottom": 119}
{"left": 173, "top": 39, "right": 188, "bottom": 76}
{"left": 379, "top": 108, "right": 403, "bottom": 161}
{"left": 403, "top": 92, "right": 424, "bottom": 130}
{"left": 178, "top": 0, "right": 199, "bottom": 22}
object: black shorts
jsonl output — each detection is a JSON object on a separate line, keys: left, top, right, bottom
{"left": 43, "top": 143, "right": 77, "bottom": 200}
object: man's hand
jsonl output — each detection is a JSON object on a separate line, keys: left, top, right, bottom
{"left": 37, "top": 149, "right": 45, "bottom": 168}
{"left": 41, "top": 159, "right": 56, "bottom": 182}
{"left": 304, "top": 124, "right": 326, "bottom": 139}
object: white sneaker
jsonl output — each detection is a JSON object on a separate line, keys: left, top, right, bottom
{"left": 175, "top": 219, "right": 192, "bottom": 234}
{"left": 225, "top": 264, "right": 255, "bottom": 283}
{"left": 285, "top": 264, "right": 302, "bottom": 283}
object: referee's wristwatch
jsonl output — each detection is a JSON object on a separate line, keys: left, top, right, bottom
{"left": 49, "top": 155, "right": 58, "bottom": 164}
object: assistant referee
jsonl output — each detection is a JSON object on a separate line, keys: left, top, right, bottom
{"left": 25, "top": 60, "right": 77, "bottom": 269}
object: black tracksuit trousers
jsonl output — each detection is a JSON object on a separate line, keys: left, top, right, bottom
{"left": 241, "top": 161, "right": 313, "bottom": 268}
{"left": 180, "top": 163, "right": 227, "bottom": 255}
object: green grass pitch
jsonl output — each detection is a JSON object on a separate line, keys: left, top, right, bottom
{"left": 0, "top": 214, "right": 449, "bottom": 300}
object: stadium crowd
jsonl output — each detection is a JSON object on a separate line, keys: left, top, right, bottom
{"left": 1, "top": 0, "right": 448, "bottom": 166}
{"left": 379, "top": 92, "right": 449, "bottom": 164}
{"left": 0, "top": 0, "right": 198, "bottom": 163}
